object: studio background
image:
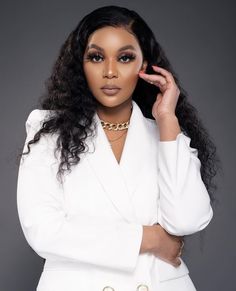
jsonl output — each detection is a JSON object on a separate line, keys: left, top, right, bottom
{"left": 1, "top": 1, "right": 235, "bottom": 290}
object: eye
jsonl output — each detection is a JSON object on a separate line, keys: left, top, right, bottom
{"left": 85, "top": 52, "right": 136, "bottom": 63}
{"left": 85, "top": 53, "right": 103, "bottom": 63}
{"left": 119, "top": 53, "right": 136, "bottom": 63}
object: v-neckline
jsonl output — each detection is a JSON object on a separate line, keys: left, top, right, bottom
{"left": 94, "top": 104, "right": 134, "bottom": 168}
{"left": 85, "top": 100, "right": 154, "bottom": 219}
{"left": 105, "top": 130, "right": 128, "bottom": 165}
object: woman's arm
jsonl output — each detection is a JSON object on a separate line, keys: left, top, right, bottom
{"left": 156, "top": 114, "right": 213, "bottom": 235}
{"left": 140, "top": 66, "right": 213, "bottom": 236}
{"left": 17, "top": 110, "right": 143, "bottom": 273}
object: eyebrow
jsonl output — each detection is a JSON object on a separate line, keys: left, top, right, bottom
{"left": 86, "top": 44, "right": 137, "bottom": 52}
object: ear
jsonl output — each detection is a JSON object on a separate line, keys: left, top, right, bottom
{"left": 141, "top": 60, "right": 148, "bottom": 72}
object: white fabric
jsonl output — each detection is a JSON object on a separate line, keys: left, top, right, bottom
{"left": 17, "top": 100, "right": 213, "bottom": 291}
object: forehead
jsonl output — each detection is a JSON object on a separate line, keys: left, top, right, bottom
{"left": 86, "top": 26, "right": 141, "bottom": 51}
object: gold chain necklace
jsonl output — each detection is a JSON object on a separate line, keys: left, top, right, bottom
{"left": 100, "top": 120, "right": 130, "bottom": 131}
{"left": 99, "top": 104, "right": 133, "bottom": 131}
{"left": 100, "top": 120, "right": 129, "bottom": 144}
{"left": 99, "top": 105, "right": 132, "bottom": 144}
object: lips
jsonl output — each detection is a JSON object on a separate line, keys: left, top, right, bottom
{"left": 101, "top": 84, "right": 120, "bottom": 89}
{"left": 101, "top": 85, "right": 121, "bottom": 96}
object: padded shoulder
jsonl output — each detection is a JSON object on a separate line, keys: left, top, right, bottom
{"left": 25, "top": 109, "right": 54, "bottom": 135}
{"left": 22, "top": 109, "right": 58, "bottom": 157}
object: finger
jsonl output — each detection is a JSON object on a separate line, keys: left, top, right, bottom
{"left": 139, "top": 71, "right": 166, "bottom": 83}
{"left": 151, "top": 65, "right": 174, "bottom": 83}
{"left": 139, "top": 73, "right": 167, "bottom": 86}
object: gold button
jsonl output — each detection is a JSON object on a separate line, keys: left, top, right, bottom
{"left": 136, "top": 284, "right": 149, "bottom": 291}
{"left": 102, "top": 286, "right": 115, "bottom": 291}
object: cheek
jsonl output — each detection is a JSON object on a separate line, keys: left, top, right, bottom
{"left": 121, "top": 59, "right": 142, "bottom": 77}
{"left": 120, "top": 65, "right": 140, "bottom": 86}
{"left": 83, "top": 65, "right": 101, "bottom": 87}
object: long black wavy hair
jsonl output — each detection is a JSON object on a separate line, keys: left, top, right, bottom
{"left": 20, "top": 5, "right": 221, "bottom": 209}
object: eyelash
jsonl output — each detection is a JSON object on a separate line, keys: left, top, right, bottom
{"left": 85, "top": 52, "right": 136, "bottom": 63}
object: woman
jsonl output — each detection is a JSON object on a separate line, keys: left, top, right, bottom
{"left": 17, "top": 5, "right": 219, "bottom": 291}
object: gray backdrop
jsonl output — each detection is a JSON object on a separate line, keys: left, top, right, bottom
{"left": 1, "top": 0, "right": 235, "bottom": 290}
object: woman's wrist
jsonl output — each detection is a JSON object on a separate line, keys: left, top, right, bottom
{"left": 156, "top": 114, "right": 181, "bottom": 141}
{"left": 155, "top": 112, "right": 176, "bottom": 122}
{"left": 140, "top": 225, "right": 158, "bottom": 254}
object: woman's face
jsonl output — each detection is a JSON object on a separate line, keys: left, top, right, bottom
{"left": 83, "top": 26, "right": 147, "bottom": 109}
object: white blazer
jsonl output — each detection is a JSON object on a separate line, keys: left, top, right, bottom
{"left": 17, "top": 100, "right": 213, "bottom": 291}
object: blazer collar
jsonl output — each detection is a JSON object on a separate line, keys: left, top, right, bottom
{"left": 85, "top": 100, "right": 155, "bottom": 223}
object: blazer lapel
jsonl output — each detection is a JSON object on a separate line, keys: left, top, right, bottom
{"left": 118, "top": 101, "right": 154, "bottom": 199}
{"left": 85, "top": 115, "right": 136, "bottom": 223}
{"left": 85, "top": 100, "right": 154, "bottom": 223}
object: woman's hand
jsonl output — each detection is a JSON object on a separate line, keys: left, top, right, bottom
{"left": 140, "top": 224, "right": 184, "bottom": 268}
{"left": 138, "top": 66, "right": 180, "bottom": 121}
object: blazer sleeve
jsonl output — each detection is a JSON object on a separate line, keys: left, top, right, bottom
{"left": 17, "top": 109, "right": 143, "bottom": 273}
{"left": 156, "top": 131, "right": 213, "bottom": 236}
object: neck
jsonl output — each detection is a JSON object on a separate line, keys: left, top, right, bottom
{"left": 96, "top": 99, "right": 133, "bottom": 123}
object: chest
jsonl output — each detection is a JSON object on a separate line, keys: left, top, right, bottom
{"left": 61, "top": 115, "right": 160, "bottom": 225}
{"left": 104, "top": 130, "right": 128, "bottom": 164}
{"left": 62, "top": 152, "right": 159, "bottom": 225}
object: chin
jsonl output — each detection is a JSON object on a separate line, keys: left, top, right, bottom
{"left": 95, "top": 96, "right": 130, "bottom": 108}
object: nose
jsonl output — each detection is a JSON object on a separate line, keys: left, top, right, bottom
{"left": 103, "top": 58, "right": 118, "bottom": 79}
